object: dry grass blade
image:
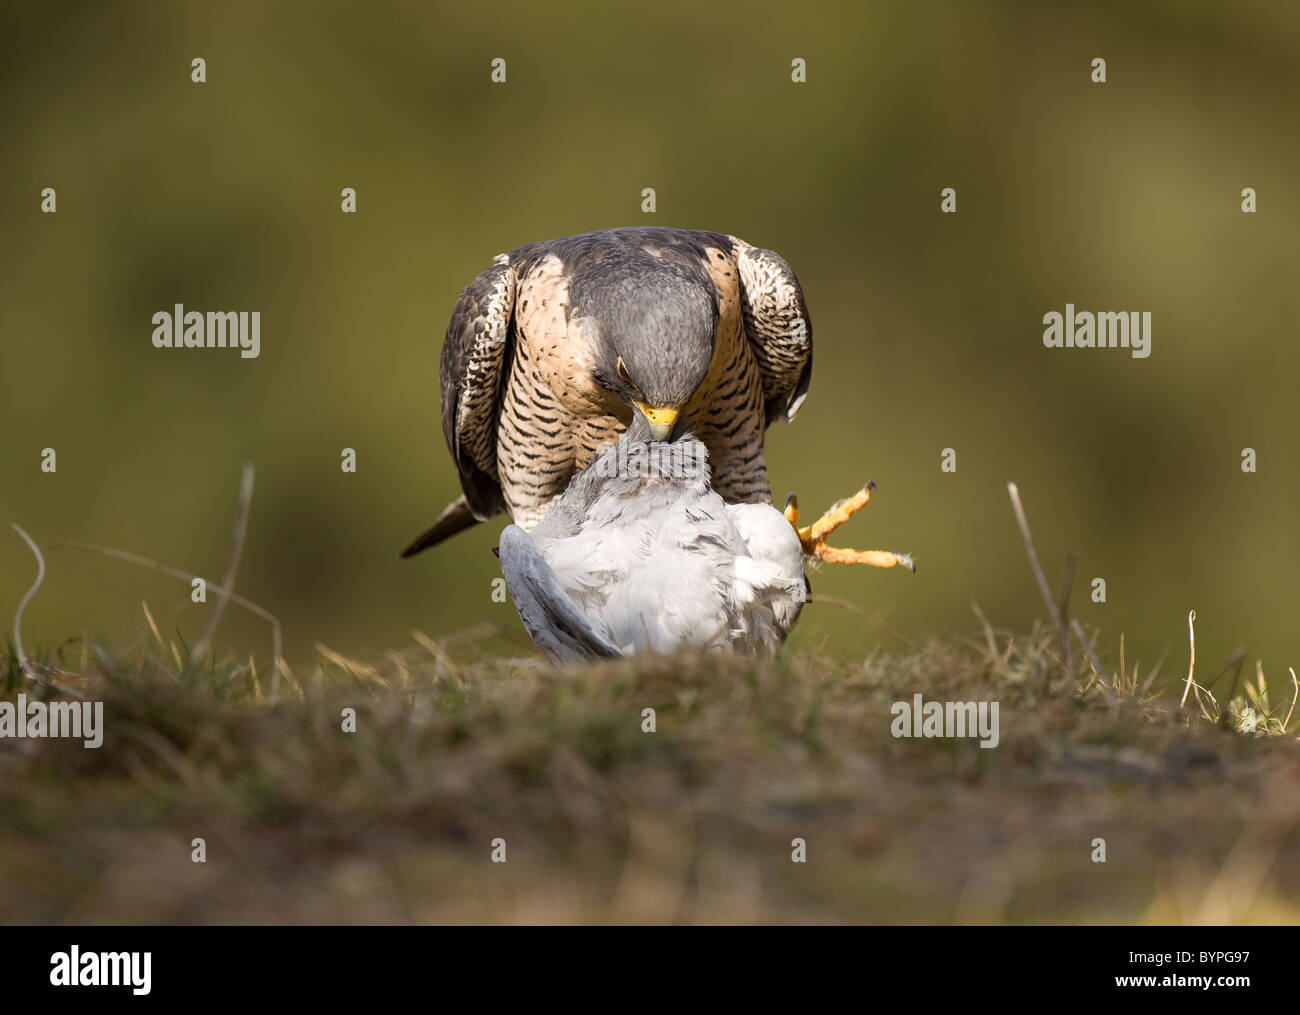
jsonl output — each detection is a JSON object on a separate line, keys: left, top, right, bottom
{"left": 10, "top": 523, "right": 55, "bottom": 688}
{"left": 191, "top": 462, "right": 255, "bottom": 665}
{"left": 1285, "top": 668, "right": 1299, "bottom": 734}
{"left": 411, "top": 628, "right": 455, "bottom": 670}
{"left": 48, "top": 539, "right": 285, "bottom": 694}
{"left": 315, "top": 642, "right": 390, "bottom": 688}
{"left": 804, "top": 594, "right": 918, "bottom": 651}
{"left": 1213, "top": 648, "right": 1248, "bottom": 726}
{"left": 140, "top": 601, "right": 166, "bottom": 651}
{"left": 971, "top": 601, "right": 999, "bottom": 660}
{"left": 1180, "top": 610, "right": 1197, "bottom": 708}
{"left": 1056, "top": 551, "right": 1078, "bottom": 675}
{"left": 1069, "top": 618, "right": 1113, "bottom": 704}
{"left": 1006, "top": 483, "right": 1072, "bottom": 678}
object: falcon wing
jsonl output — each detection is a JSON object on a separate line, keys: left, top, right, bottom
{"left": 498, "top": 525, "right": 624, "bottom": 665}
{"left": 733, "top": 240, "right": 814, "bottom": 426}
{"left": 438, "top": 256, "right": 516, "bottom": 520}
{"left": 401, "top": 257, "right": 517, "bottom": 557}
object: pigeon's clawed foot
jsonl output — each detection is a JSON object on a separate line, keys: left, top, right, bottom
{"left": 783, "top": 481, "right": 916, "bottom": 572}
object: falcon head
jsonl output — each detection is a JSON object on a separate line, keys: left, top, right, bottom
{"left": 578, "top": 257, "right": 718, "bottom": 440}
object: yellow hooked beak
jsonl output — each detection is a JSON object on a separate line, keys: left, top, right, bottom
{"left": 635, "top": 402, "right": 680, "bottom": 440}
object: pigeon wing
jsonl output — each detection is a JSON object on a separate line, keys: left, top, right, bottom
{"left": 498, "top": 524, "right": 623, "bottom": 665}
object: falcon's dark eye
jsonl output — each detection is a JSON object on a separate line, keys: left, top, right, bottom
{"left": 616, "top": 356, "right": 639, "bottom": 393}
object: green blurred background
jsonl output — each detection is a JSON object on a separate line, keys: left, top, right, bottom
{"left": 2, "top": 0, "right": 1297, "bottom": 679}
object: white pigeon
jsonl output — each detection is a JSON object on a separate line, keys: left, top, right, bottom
{"left": 497, "top": 414, "right": 808, "bottom": 663}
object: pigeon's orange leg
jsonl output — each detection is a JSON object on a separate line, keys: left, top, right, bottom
{"left": 783, "top": 482, "right": 916, "bottom": 571}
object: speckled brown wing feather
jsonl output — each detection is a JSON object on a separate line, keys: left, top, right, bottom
{"left": 732, "top": 239, "right": 814, "bottom": 426}
{"left": 438, "top": 256, "right": 516, "bottom": 521}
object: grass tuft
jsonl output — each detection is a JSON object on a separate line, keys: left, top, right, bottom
{"left": 1, "top": 617, "right": 1297, "bottom": 924}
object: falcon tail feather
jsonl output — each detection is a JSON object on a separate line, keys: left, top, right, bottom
{"left": 399, "top": 495, "right": 481, "bottom": 558}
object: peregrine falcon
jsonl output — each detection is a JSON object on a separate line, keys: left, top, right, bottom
{"left": 401, "top": 226, "right": 818, "bottom": 557}
{"left": 496, "top": 415, "right": 810, "bottom": 662}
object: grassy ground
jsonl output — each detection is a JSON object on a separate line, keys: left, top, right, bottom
{"left": 2, "top": 613, "right": 1298, "bottom": 925}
